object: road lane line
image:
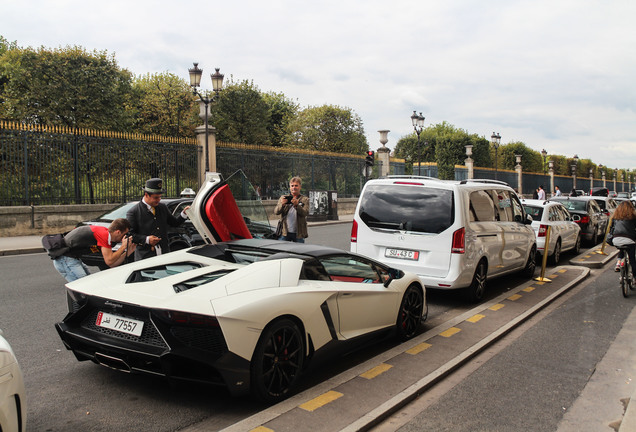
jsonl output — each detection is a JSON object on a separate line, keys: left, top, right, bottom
{"left": 440, "top": 327, "right": 461, "bottom": 337}
{"left": 508, "top": 294, "right": 522, "bottom": 301}
{"left": 361, "top": 363, "right": 393, "bottom": 379}
{"left": 406, "top": 342, "right": 432, "bottom": 355}
{"left": 467, "top": 314, "right": 485, "bottom": 323}
{"left": 299, "top": 390, "right": 343, "bottom": 412}
{"left": 489, "top": 304, "right": 505, "bottom": 311}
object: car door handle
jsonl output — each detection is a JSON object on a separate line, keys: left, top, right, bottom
{"left": 341, "top": 292, "right": 354, "bottom": 296}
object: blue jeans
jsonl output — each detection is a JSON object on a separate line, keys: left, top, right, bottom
{"left": 53, "top": 255, "right": 90, "bottom": 282}
{"left": 279, "top": 232, "right": 305, "bottom": 243}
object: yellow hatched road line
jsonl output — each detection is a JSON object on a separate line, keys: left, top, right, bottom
{"left": 523, "top": 286, "right": 535, "bottom": 292}
{"left": 250, "top": 427, "right": 274, "bottom": 432}
{"left": 440, "top": 327, "right": 461, "bottom": 337}
{"left": 508, "top": 294, "right": 522, "bottom": 301}
{"left": 406, "top": 342, "right": 432, "bottom": 355}
{"left": 489, "top": 303, "right": 505, "bottom": 311}
{"left": 299, "top": 390, "right": 344, "bottom": 412}
{"left": 360, "top": 363, "right": 393, "bottom": 379}
{"left": 466, "top": 314, "right": 485, "bottom": 323}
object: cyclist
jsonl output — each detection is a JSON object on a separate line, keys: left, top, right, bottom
{"left": 610, "top": 201, "right": 636, "bottom": 284}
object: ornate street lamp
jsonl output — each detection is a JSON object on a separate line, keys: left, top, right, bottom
{"left": 188, "top": 62, "right": 224, "bottom": 173}
{"left": 541, "top": 148, "right": 548, "bottom": 175}
{"left": 491, "top": 132, "right": 501, "bottom": 179}
{"left": 411, "top": 111, "right": 425, "bottom": 175}
{"left": 571, "top": 154, "right": 579, "bottom": 189}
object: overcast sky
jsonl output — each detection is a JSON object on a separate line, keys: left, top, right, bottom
{"left": 3, "top": 0, "right": 635, "bottom": 170}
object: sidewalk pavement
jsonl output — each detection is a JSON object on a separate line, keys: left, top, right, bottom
{"left": 2, "top": 223, "right": 635, "bottom": 431}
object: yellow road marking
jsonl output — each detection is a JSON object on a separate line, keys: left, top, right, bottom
{"left": 250, "top": 427, "right": 274, "bottom": 432}
{"left": 549, "top": 274, "right": 559, "bottom": 278}
{"left": 535, "top": 281, "right": 546, "bottom": 285}
{"left": 440, "top": 327, "right": 461, "bottom": 337}
{"left": 299, "top": 391, "right": 344, "bottom": 412}
{"left": 558, "top": 269, "right": 567, "bottom": 273}
{"left": 489, "top": 303, "right": 505, "bottom": 311}
{"left": 508, "top": 294, "right": 522, "bottom": 301}
{"left": 406, "top": 342, "right": 432, "bottom": 355}
{"left": 467, "top": 314, "right": 485, "bottom": 323}
{"left": 523, "top": 286, "right": 535, "bottom": 292}
{"left": 360, "top": 363, "right": 393, "bottom": 379}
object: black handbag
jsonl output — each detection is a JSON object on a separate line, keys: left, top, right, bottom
{"left": 275, "top": 220, "right": 284, "bottom": 237}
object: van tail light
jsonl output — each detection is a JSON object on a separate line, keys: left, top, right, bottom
{"left": 577, "top": 216, "right": 590, "bottom": 224}
{"left": 350, "top": 219, "right": 358, "bottom": 243}
{"left": 452, "top": 228, "right": 465, "bottom": 254}
{"left": 538, "top": 224, "right": 548, "bottom": 237}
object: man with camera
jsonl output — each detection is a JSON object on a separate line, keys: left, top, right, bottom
{"left": 274, "top": 176, "right": 310, "bottom": 242}
{"left": 48, "top": 218, "right": 136, "bottom": 282}
{"left": 126, "top": 178, "right": 189, "bottom": 261}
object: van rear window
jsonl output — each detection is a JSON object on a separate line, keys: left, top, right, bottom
{"left": 359, "top": 185, "right": 454, "bottom": 234}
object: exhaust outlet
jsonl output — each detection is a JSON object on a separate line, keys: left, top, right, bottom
{"left": 95, "top": 353, "right": 132, "bottom": 373}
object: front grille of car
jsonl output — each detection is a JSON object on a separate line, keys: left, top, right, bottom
{"left": 81, "top": 309, "right": 168, "bottom": 348}
{"left": 169, "top": 326, "right": 228, "bottom": 354}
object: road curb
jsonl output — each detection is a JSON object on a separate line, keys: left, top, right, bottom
{"left": 212, "top": 266, "right": 590, "bottom": 432}
{"left": 568, "top": 244, "right": 618, "bottom": 269}
{"left": 0, "top": 247, "right": 44, "bottom": 256}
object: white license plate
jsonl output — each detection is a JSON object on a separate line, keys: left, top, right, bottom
{"left": 385, "top": 248, "right": 419, "bottom": 261}
{"left": 96, "top": 311, "right": 144, "bottom": 337}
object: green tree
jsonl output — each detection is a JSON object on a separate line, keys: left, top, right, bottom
{"left": 132, "top": 72, "right": 197, "bottom": 136}
{"left": 0, "top": 44, "right": 134, "bottom": 130}
{"left": 286, "top": 105, "right": 367, "bottom": 154}
{"left": 210, "top": 78, "right": 270, "bottom": 145}
{"left": 262, "top": 91, "right": 299, "bottom": 147}
{"left": 497, "top": 141, "right": 542, "bottom": 173}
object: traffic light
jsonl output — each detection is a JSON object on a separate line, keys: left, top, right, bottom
{"left": 365, "top": 150, "right": 375, "bottom": 167}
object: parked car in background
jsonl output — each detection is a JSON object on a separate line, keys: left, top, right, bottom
{"left": 549, "top": 196, "right": 609, "bottom": 245}
{"left": 521, "top": 199, "right": 581, "bottom": 264}
{"left": 0, "top": 329, "right": 26, "bottom": 432}
{"left": 587, "top": 196, "right": 618, "bottom": 217}
{"left": 616, "top": 192, "right": 631, "bottom": 199}
{"left": 590, "top": 187, "right": 609, "bottom": 196}
{"left": 609, "top": 190, "right": 618, "bottom": 197}
{"left": 575, "top": 189, "right": 586, "bottom": 196}
{"left": 351, "top": 177, "right": 536, "bottom": 303}
{"left": 55, "top": 172, "right": 427, "bottom": 403}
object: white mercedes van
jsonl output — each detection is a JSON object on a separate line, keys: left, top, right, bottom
{"left": 350, "top": 177, "right": 537, "bottom": 302}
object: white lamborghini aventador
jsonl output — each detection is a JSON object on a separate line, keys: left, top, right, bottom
{"left": 55, "top": 172, "right": 427, "bottom": 402}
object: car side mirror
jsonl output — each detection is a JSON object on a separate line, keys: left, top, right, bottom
{"left": 384, "top": 268, "right": 404, "bottom": 287}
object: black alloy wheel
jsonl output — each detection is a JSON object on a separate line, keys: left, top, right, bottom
{"left": 573, "top": 235, "right": 581, "bottom": 254}
{"left": 465, "top": 260, "right": 487, "bottom": 303}
{"left": 550, "top": 239, "right": 561, "bottom": 265}
{"left": 396, "top": 285, "right": 425, "bottom": 340}
{"left": 522, "top": 246, "right": 537, "bottom": 278}
{"left": 251, "top": 318, "right": 304, "bottom": 403}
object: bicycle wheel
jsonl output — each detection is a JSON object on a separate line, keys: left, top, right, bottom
{"left": 621, "top": 256, "right": 630, "bottom": 298}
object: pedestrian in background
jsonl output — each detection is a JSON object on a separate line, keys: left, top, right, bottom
{"left": 274, "top": 176, "right": 309, "bottom": 243}
{"left": 554, "top": 185, "right": 562, "bottom": 196}
{"left": 126, "top": 178, "right": 189, "bottom": 260}
{"left": 537, "top": 185, "right": 546, "bottom": 200}
{"left": 48, "top": 218, "right": 135, "bottom": 282}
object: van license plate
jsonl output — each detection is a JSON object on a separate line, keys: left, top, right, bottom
{"left": 385, "top": 248, "right": 419, "bottom": 261}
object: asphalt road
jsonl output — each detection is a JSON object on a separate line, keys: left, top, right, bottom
{"left": 0, "top": 222, "right": 599, "bottom": 431}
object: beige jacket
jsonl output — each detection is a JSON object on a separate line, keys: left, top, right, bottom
{"left": 274, "top": 194, "right": 310, "bottom": 238}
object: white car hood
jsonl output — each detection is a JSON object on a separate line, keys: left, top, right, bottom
{"left": 66, "top": 250, "right": 304, "bottom": 315}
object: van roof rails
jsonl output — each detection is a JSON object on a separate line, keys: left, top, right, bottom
{"left": 459, "top": 179, "right": 510, "bottom": 186}
{"left": 387, "top": 175, "right": 439, "bottom": 181}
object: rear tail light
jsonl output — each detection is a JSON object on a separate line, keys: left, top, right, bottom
{"left": 538, "top": 224, "right": 548, "bottom": 237}
{"left": 350, "top": 219, "right": 358, "bottom": 243}
{"left": 577, "top": 216, "right": 590, "bottom": 224}
{"left": 156, "top": 310, "right": 220, "bottom": 327}
{"left": 452, "top": 228, "right": 465, "bottom": 254}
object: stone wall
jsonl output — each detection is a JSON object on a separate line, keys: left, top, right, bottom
{"left": 0, "top": 198, "right": 359, "bottom": 237}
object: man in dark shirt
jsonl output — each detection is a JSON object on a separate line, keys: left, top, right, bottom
{"left": 126, "top": 178, "right": 189, "bottom": 261}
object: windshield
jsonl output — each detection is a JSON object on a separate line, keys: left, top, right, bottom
{"left": 359, "top": 184, "right": 454, "bottom": 234}
{"left": 552, "top": 199, "right": 587, "bottom": 211}
{"left": 226, "top": 170, "right": 273, "bottom": 238}
{"left": 96, "top": 202, "right": 136, "bottom": 221}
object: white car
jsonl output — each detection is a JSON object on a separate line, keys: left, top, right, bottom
{"left": 55, "top": 172, "right": 426, "bottom": 403}
{"left": 521, "top": 199, "right": 582, "bottom": 264}
{"left": 0, "top": 329, "right": 26, "bottom": 432}
{"left": 351, "top": 177, "right": 537, "bottom": 303}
